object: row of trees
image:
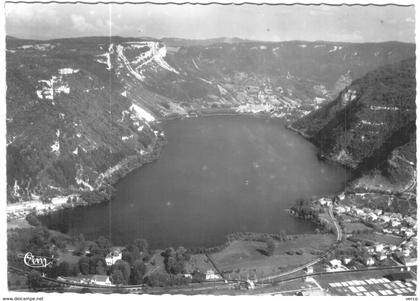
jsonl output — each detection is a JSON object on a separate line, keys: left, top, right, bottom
{"left": 290, "top": 198, "right": 323, "bottom": 219}
{"left": 73, "top": 234, "right": 112, "bottom": 257}
{"left": 25, "top": 237, "right": 151, "bottom": 288}
{"left": 161, "top": 246, "right": 190, "bottom": 274}
{"left": 109, "top": 259, "right": 147, "bottom": 285}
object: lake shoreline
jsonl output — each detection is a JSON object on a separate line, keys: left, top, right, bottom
{"left": 7, "top": 134, "right": 167, "bottom": 222}
{"left": 35, "top": 114, "right": 349, "bottom": 250}
{"left": 9, "top": 111, "right": 288, "bottom": 222}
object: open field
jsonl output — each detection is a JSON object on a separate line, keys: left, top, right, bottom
{"left": 56, "top": 245, "right": 79, "bottom": 265}
{"left": 7, "top": 218, "right": 31, "bottom": 229}
{"left": 343, "top": 222, "right": 372, "bottom": 234}
{"left": 203, "top": 234, "right": 335, "bottom": 280}
{"left": 351, "top": 232, "right": 405, "bottom": 245}
{"left": 185, "top": 254, "right": 214, "bottom": 273}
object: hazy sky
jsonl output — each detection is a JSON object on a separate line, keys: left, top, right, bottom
{"left": 5, "top": 3, "right": 415, "bottom": 43}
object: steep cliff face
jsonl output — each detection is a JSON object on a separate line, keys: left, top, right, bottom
{"left": 87, "top": 38, "right": 416, "bottom": 122}
{"left": 292, "top": 58, "right": 416, "bottom": 168}
{"left": 350, "top": 133, "right": 416, "bottom": 195}
{"left": 291, "top": 58, "right": 416, "bottom": 195}
{"left": 144, "top": 40, "right": 415, "bottom": 121}
{"left": 6, "top": 38, "right": 164, "bottom": 203}
{"left": 6, "top": 36, "right": 416, "bottom": 204}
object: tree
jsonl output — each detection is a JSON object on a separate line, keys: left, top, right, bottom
{"left": 96, "top": 236, "right": 111, "bottom": 250}
{"left": 167, "top": 256, "right": 183, "bottom": 274}
{"left": 111, "top": 269, "right": 124, "bottom": 285}
{"left": 27, "top": 226, "right": 52, "bottom": 257}
{"left": 266, "top": 237, "right": 275, "bottom": 256}
{"left": 162, "top": 247, "right": 175, "bottom": 258}
{"left": 78, "top": 256, "right": 90, "bottom": 275}
{"left": 131, "top": 260, "right": 147, "bottom": 284}
{"left": 161, "top": 247, "right": 190, "bottom": 274}
{"left": 146, "top": 272, "right": 171, "bottom": 287}
{"left": 95, "top": 259, "right": 107, "bottom": 275}
{"left": 113, "top": 260, "right": 131, "bottom": 284}
{"left": 51, "top": 235, "right": 67, "bottom": 250}
{"left": 45, "top": 262, "right": 59, "bottom": 279}
{"left": 74, "top": 234, "right": 86, "bottom": 255}
{"left": 134, "top": 238, "right": 149, "bottom": 254}
{"left": 58, "top": 261, "right": 71, "bottom": 276}
{"left": 123, "top": 244, "right": 141, "bottom": 264}
{"left": 176, "top": 246, "right": 190, "bottom": 261}
{"left": 89, "top": 255, "right": 106, "bottom": 275}
{"left": 26, "top": 213, "right": 41, "bottom": 227}
{"left": 191, "top": 270, "right": 206, "bottom": 283}
{"left": 89, "top": 242, "right": 102, "bottom": 256}
{"left": 95, "top": 236, "right": 111, "bottom": 256}
{"left": 71, "top": 263, "right": 80, "bottom": 276}
{"left": 27, "top": 270, "right": 42, "bottom": 290}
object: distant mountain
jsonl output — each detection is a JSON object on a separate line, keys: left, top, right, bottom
{"left": 5, "top": 36, "right": 416, "bottom": 203}
{"left": 161, "top": 37, "right": 250, "bottom": 47}
{"left": 291, "top": 58, "right": 416, "bottom": 194}
{"left": 105, "top": 39, "right": 415, "bottom": 122}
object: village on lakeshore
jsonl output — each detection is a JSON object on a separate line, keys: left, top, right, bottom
{"left": 7, "top": 187, "right": 417, "bottom": 295}
{"left": 5, "top": 2, "right": 417, "bottom": 297}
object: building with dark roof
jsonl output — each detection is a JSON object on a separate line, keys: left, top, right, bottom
{"left": 384, "top": 272, "right": 413, "bottom": 282}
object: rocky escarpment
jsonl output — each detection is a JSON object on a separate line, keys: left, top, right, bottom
{"left": 6, "top": 36, "right": 415, "bottom": 207}
{"left": 350, "top": 133, "right": 416, "bottom": 195}
{"left": 143, "top": 40, "right": 415, "bottom": 122}
{"left": 88, "top": 37, "right": 415, "bottom": 123}
{"left": 291, "top": 58, "right": 416, "bottom": 195}
{"left": 6, "top": 37, "right": 165, "bottom": 204}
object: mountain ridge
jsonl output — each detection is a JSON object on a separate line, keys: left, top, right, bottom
{"left": 7, "top": 35, "right": 415, "bottom": 46}
{"left": 5, "top": 36, "right": 416, "bottom": 210}
{"left": 291, "top": 57, "right": 416, "bottom": 196}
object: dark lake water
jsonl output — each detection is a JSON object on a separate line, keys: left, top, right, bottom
{"left": 40, "top": 116, "right": 350, "bottom": 249}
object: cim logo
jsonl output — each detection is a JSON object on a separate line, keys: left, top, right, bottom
{"left": 22, "top": 252, "right": 54, "bottom": 268}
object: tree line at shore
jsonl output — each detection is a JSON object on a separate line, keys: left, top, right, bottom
{"left": 14, "top": 211, "right": 312, "bottom": 291}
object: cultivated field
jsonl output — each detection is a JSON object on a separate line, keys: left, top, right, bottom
{"left": 204, "top": 234, "right": 335, "bottom": 280}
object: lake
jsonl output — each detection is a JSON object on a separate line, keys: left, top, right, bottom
{"left": 39, "top": 116, "right": 350, "bottom": 249}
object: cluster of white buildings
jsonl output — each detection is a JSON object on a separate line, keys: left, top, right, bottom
{"left": 315, "top": 194, "right": 417, "bottom": 270}
{"left": 333, "top": 204, "right": 416, "bottom": 238}
{"left": 230, "top": 79, "right": 310, "bottom": 121}
{"left": 58, "top": 275, "right": 113, "bottom": 286}
{"left": 328, "top": 256, "right": 376, "bottom": 271}
{"left": 105, "top": 248, "right": 123, "bottom": 266}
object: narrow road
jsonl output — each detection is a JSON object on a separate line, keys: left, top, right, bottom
{"left": 143, "top": 264, "right": 161, "bottom": 278}
{"left": 259, "top": 256, "right": 323, "bottom": 282}
{"left": 260, "top": 205, "right": 342, "bottom": 282}
{"left": 205, "top": 253, "right": 225, "bottom": 280}
{"left": 328, "top": 205, "right": 342, "bottom": 241}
